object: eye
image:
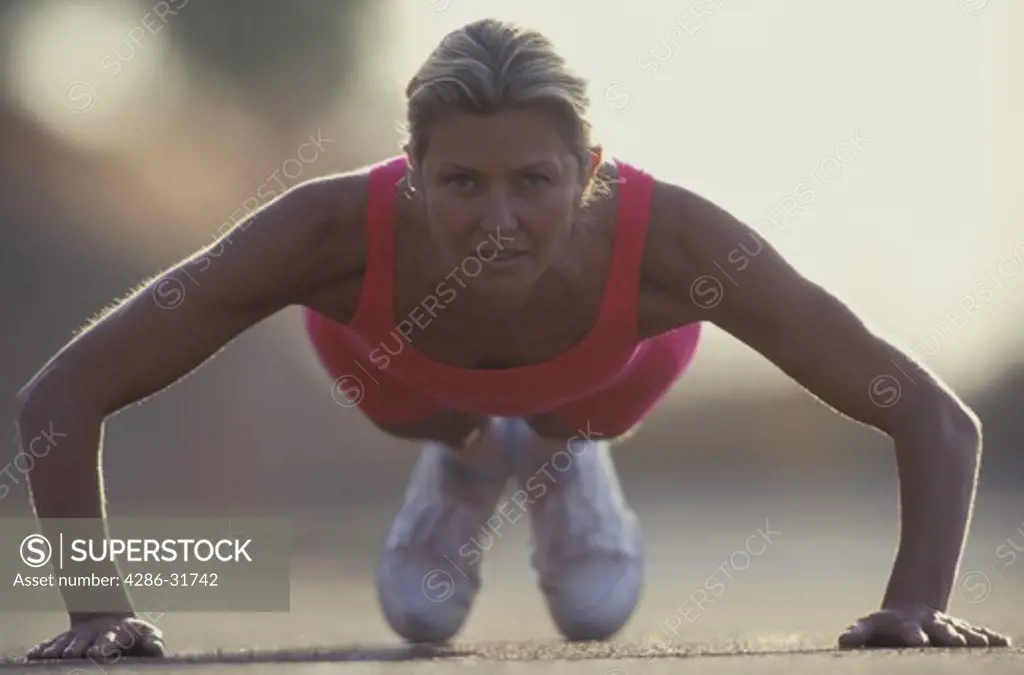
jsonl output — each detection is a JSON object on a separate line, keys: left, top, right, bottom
{"left": 522, "top": 172, "right": 551, "bottom": 187}
{"left": 444, "top": 173, "right": 476, "bottom": 189}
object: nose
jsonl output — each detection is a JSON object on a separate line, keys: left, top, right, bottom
{"left": 479, "top": 190, "right": 518, "bottom": 235}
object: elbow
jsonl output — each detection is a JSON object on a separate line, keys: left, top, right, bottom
{"left": 932, "top": 391, "right": 981, "bottom": 449}
{"left": 15, "top": 382, "right": 53, "bottom": 467}
{"left": 947, "top": 403, "right": 981, "bottom": 451}
{"left": 15, "top": 378, "right": 55, "bottom": 440}
{"left": 887, "top": 391, "right": 981, "bottom": 452}
{"left": 15, "top": 380, "right": 46, "bottom": 422}
{"left": 19, "top": 361, "right": 121, "bottom": 438}
{"left": 15, "top": 383, "right": 34, "bottom": 412}
{"left": 16, "top": 366, "right": 93, "bottom": 427}
{"left": 16, "top": 368, "right": 58, "bottom": 410}
{"left": 16, "top": 372, "right": 96, "bottom": 470}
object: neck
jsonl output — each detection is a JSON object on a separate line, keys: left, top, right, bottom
{"left": 457, "top": 284, "right": 533, "bottom": 318}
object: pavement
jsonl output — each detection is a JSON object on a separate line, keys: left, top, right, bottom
{"left": 2, "top": 478, "right": 1022, "bottom": 674}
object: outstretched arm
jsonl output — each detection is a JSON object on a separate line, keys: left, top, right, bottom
{"left": 15, "top": 171, "right": 364, "bottom": 649}
{"left": 641, "top": 180, "right": 1008, "bottom": 647}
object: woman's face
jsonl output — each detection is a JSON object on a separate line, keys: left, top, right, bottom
{"left": 413, "top": 108, "right": 594, "bottom": 293}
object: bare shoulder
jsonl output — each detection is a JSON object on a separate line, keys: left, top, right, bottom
{"left": 636, "top": 178, "right": 757, "bottom": 334}
{"left": 275, "top": 168, "right": 371, "bottom": 307}
{"left": 644, "top": 178, "right": 753, "bottom": 276}
{"left": 193, "top": 165, "right": 375, "bottom": 318}
{"left": 259, "top": 167, "right": 371, "bottom": 290}
{"left": 638, "top": 174, "right": 847, "bottom": 338}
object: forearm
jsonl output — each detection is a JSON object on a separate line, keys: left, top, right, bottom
{"left": 19, "top": 383, "right": 106, "bottom": 518}
{"left": 882, "top": 405, "right": 981, "bottom": 611}
{"left": 17, "top": 382, "right": 135, "bottom": 621}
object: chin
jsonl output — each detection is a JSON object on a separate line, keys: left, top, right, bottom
{"left": 475, "top": 273, "right": 532, "bottom": 294}
{"left": 473, "top": 265, "right": 538, "bottom": 299}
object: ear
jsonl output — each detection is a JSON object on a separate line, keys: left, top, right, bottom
{"left": 577, "top": 145, "right": 604, "bottom": 204}
{"left": 588, "top": 145, "right": 604, "bottom": 177}
{"left": 400, "top": 143, "right": 422, "bottom": 199}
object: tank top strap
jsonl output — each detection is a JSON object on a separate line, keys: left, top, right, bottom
{"left": 353, "top": 156, "right": 407, "bottom": 328}
{"left": 596, "top": 159, "right": 657, "bottom": 335}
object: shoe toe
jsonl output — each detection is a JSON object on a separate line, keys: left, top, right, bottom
{"left": 377, "top": 552, "right": 476, "bottom": 643}
{"left": 541, "top": 552, "right": 644, "bottom": 641}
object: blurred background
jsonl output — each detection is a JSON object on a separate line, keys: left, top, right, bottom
{"left": 1, "top": 0, "right": 1023, "bottom": 657}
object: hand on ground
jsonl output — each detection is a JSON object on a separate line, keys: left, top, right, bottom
{"left": 838, "top": 605, "right": 1011, "bottom": 648}
{"left": 26, "top": 614, "right": 167, "bottom": 661}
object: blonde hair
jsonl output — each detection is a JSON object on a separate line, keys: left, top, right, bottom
{"left": 403, "top": 18, "right": 607, "bottom": 204}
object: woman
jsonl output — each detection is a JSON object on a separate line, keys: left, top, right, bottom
{"left": 17, "top": 17, "right": 1010, "bottom": 661}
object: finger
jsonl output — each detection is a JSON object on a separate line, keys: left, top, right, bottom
{"left": 39, "top": 632, "right": 75, "bottom": 659}
{"left": 85, "top": 629, "right": 119, "bottom": 663}
{"left": 25, "top": 637, "right": 57, "bottom": 660}
{"left": 61, "top": 632, "right": 96, "bottom": 659}
{"left": 923, "top": 619, "right": 967, "bottom": 647}
{"left": 975, "top": 627, "right": 1011, "bottom": 647}
{"left": 126, "top": 619, "right": 164, "bottom": 645}
{"left": 110, "top": 623, "right": 139, "bottom": 655}
{"left": 953, "top": 623, "right": 990, "bottom": 647}
{"left": 122, "top": 617, "right": 152, "bottom": 635}
{"left": 140, "top": 634, "right": 169, "bottom": 656}
{"left": 116, "top": 623, "right": 163, "bottom": 657}
{"left": 25, "top": 636, "right": 60, "bottom": 660}
{"left": 837, "top": 622, "right": 870, "bottom": 649}
{"left": 944, "top": 617, "right": 990, "bottom": 647}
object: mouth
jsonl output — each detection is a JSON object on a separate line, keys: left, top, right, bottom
{"left": 492, "top": 249, "right": 527, "bottom": 261}
{"left": 478, "top": 245, "right": 528, "bottom": 262}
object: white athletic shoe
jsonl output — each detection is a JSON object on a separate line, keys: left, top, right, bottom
{"left": 508, "top": 419, "right": 645, "bottom": 641}
{"left": 376, "top": 419, "right": 512, "bottom": 643}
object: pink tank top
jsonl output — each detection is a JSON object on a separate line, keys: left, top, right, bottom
{"left": 348, "top": 156, "right": 656, "bottom": 416}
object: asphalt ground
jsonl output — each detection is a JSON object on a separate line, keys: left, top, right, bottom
{"left": 3, "top": 480, "right": 1022, "bottom": 674}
